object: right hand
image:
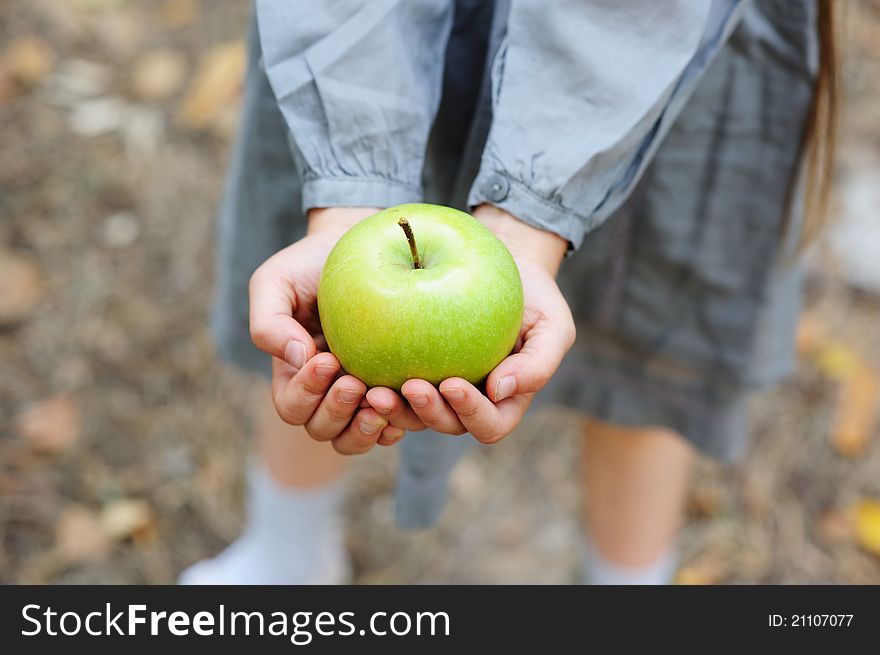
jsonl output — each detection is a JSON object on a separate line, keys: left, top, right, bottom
{"left": 400, "top": 204, "right": 575, "bottom": 444}
{"left": 248, "top": 207, "right": 425, "bottom": 455}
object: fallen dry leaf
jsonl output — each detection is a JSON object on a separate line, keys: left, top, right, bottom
{"left": 177, "top": 40, "right": 245, "bottom": 131}
{"left": 162, "top": 0, "right": 200, "bottom": 29}
{"left": 132, "top": 49, "right": 187, "bottom": 100}
{"left": 686, "top": 479, "right": 727, "bottom": 518}
{"left": 675, "top": 553, "right": 729, "bottom": 585}
{"left": 101, "top": 499, "right": 156, "bottom": 542}
{"left": 813, "top": 341, "right": 862, "bottom": 381}
{"left": 0, "top": 250, "right": 45, "bottom": 325}
{"left": 831, "top": 367, "right": 879, "bottom": 456}
{"left": 1, "top": 35, "right": 55, "bottom": 87}
{"left": 15, "top": 395, "right": 81, "bottom": 455}
{"left": 55, "top": 504, "right": 112, "bottom": 564}
{"left": 855, "top": 499, "right": 880, "bottom": 557}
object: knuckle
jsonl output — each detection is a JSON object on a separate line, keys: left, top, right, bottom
{"left": 249, "top": 321, "right": 270, "bottom": 349}
{"left": 274, "top": 389, "right": 315, "bottom": 426}
{"left": 324, "top": 401, "right": 353, "bottom": 422}
{"left": 418, "top": 407, "right": 444, "bottom": 426}
{"left": 455, "top": 402, "right": 481, "bottom": 420}
{"left": 276, "top": 403, "right": 304, "bottom": 426}
{"left": 299, "top": 375, "right": 329, "bottom": 398}
{"left": 535, "top": 368, "right": 553, "bottom": 388}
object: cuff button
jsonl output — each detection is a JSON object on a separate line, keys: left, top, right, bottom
{"left": 484, "top": 174, "right": 510, "bottom": 202}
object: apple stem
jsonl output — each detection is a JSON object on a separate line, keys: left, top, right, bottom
{"left": 397, "top": 217, "right": 423, "bottom": 269}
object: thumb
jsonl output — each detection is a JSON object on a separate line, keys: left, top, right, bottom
{"left": 485, "top": 317, "right": 575, "bottom": 403}
{"left": 248, "top": 264, "right": 317, "bottom": 370}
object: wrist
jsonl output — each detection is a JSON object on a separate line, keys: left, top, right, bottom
{"left": 307, "top": 206, "right": 382, "bottom": 237}
{"left": 472, "top": 204, "right": 568, "bottom": 276}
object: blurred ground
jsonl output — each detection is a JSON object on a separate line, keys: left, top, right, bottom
{"left": 1, "top": 0, "right": 880, "bottom": 584}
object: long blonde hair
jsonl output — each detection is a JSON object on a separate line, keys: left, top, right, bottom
{"left": 798, "top": 0, "right": 839, "bottom": 247}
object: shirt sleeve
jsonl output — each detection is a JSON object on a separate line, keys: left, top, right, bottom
{"left": 468, "top": 0, "right": 748, "bottom": 249}
{"left": 255, "top": 0, "right": 454, "bottom": 212}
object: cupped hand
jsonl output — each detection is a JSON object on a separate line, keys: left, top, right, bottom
{"left": 249, "top": 207, "right": 424, "bottom": 454}
{"left": 401, "top": 204, "right": 575, "bottom": 444}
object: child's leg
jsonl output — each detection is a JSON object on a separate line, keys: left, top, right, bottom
{"left": 580, "top": 417, "right": 694, "bottom": 584}
{"left": 256, "top": 386, "right": 347, "bottom": 488}
{"left": 179, "top": 387, "right": 348, "bottom": 584}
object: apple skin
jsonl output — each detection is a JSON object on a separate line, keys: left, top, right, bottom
{"left": 317, "top": 203, "right": 524, "bottom": 390}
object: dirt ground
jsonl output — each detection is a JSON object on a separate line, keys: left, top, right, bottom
{"left": 1, "top": 0, "right": 879, "bottom": 584}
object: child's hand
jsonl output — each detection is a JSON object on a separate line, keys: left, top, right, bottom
{"left": 250, "top": 204, "right": 574, "bottom": 450}
{"left": 400, "top": 204, "right": 576, "bottom": 443}
{"left": 249, "top": 207, "right": 424, "bottom": 454}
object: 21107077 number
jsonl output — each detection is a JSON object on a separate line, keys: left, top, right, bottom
{"left": 769, "top": 614, "right": 853, "bottom": 627}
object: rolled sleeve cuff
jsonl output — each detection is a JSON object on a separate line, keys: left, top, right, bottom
{"left": 468, "top": 171, "right": 599, "bottom": 251}
{"left": 301, "top": 176, "right": 423, "bottom": 212}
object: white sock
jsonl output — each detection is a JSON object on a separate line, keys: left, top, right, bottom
{"left": 582, "top": 535, "right": 679, "bottom": 585}
{"left": 179, "top": 463, "right": 348, "bottom": 585}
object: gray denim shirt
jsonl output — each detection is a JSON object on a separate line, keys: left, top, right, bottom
{"left": 255, "top": 0, "right": 747, "bottom": 248}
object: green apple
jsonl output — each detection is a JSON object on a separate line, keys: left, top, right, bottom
{"left": 317, "top": 203, "right": 524, "bottom": 390}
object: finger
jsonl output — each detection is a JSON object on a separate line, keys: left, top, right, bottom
{"left": 400, "top": 379, "right": 466, "bottom": 435}
{"left": 305, "top": 375, "right": 367, "bottom": 441}
{"left": 272, "top": 352, "right": 341, "bottom": 425}
{"left": 365, "top": 387, "right": 425, "bottom": 431}
{"left": 377, "top": 425, "right": 406, "bottom": 447}
{"left": 249, "top": 260, "right": 316, "bottom": 368}
{"left": 439, "top": 378, "right": 533, "bottom": 444}
{"left": 331, "top": 408, "right": 388, "bottom": 455}
{"left": 485, "top": 309, "right": 576, "bottom": 402}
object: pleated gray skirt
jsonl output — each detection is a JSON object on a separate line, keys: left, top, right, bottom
{"left": 214, "top": 3, "right": 815, "bottom": 463}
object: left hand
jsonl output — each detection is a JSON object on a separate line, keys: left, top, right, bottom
{"left": 398, "top": 204, "right": 576, "bottom": 444}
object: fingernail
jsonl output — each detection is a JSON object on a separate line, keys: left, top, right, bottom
{"left": 375, "top": 406, "right": 392, "bottom": 415}
{"left": 284, "top": 340, "right": 307, "bottom": 369}
{"left": 337, "top": 389, "right": 361, "bottom": 404}
{"left": 383, "top": 428, "right": 405, "bottom": 442}
{"left": 315, "top": 364, "right": 337, "bottom": 379}
{"left": 442, "top": 387, "right": 465, "bottom": 401}
{"left": 406, "top": 394, "right": 429, "bottom": 408}
{"left": 359, "top": 419, "right": 385, "bottom": 435}
{"left": 494, "top": 375, "right": 516, "bottom": 402}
